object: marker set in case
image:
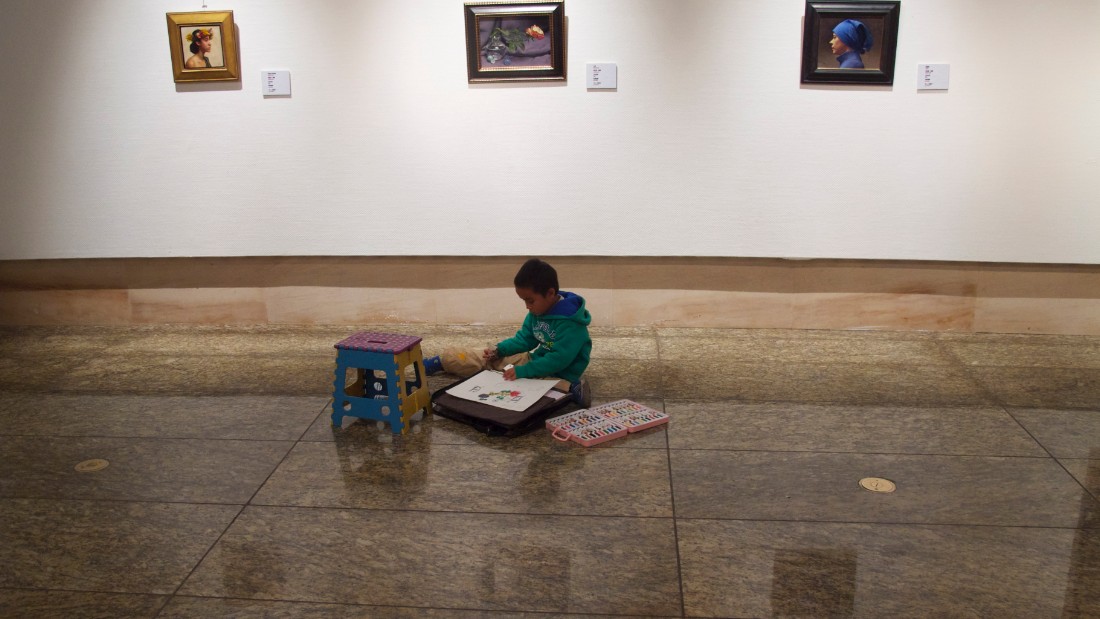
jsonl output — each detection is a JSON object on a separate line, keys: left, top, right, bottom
{"left": 546, "top": 399, "right": 669, "bottom": 446}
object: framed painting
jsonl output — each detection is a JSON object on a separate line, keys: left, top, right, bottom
{"left": 464, "top": 1, "right": 566, "bottom": 83}
{"left": 801, "top": 1, "right": 900, "bottom": 85}
{"left": 166, "top": 11, "right": 241, "bottom": 83}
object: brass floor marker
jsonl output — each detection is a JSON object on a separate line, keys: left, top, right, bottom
{"left": 858, "top": 477, "right": 896, "bottom": 493}
{"left": 75, "top": 459, "right": 110, "bottom": 472}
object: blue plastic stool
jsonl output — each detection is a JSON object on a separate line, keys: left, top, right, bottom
{"left": 331, "top": 332, "right": 431, "bottom": 434}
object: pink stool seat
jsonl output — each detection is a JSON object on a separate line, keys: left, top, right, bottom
{"left": 334, "top": 332, "right": 422, "bottom": 354}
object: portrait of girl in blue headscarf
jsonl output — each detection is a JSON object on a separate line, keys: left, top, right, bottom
{"left": 830, "top": 19, "right": 873, "bottom": 69}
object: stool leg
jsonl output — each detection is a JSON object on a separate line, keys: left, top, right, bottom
{"left": 331, "top": 360, "right": 348, "bottom": 427}
{"left": 387, "top": 368, "right": 405, "bottom": 434}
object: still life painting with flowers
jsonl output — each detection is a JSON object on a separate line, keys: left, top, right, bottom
{"left": 464, "top": 2, "right": 566, "bottom": 83}
{"left": 478, "top": 18, "right": 551, "bottom": 69}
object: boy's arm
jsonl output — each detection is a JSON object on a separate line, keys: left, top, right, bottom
{"left": 513, "top": 323, "right": 586, "bottom": 379}
{"left": 495, "top": 315, "right": 539, "bottom": 357}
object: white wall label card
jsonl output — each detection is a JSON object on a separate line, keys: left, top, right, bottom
{"left": 262, "top": 70, "right": 291, "bottom": 96}
{"left": 918, "top": 64, "right": 949, "bottom": 90}
{"left": 586, "top": 63, "right": 617, "bottom": 89}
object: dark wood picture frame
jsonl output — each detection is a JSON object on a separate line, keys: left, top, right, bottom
{"left": 801, "top": 1, "right": 900, "bottom": 85}
{"left": 464, "top": 1, "right": 566, "bottom": 83}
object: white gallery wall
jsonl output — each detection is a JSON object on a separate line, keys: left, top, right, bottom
{"left": 1, "top": 0, "right": 1097, "bottom": 263}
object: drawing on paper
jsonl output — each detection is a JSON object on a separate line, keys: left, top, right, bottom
{"left": 446, "top": 370, "right": 559, "bottom": 412}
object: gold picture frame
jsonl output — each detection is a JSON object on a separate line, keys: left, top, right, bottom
{"left": 166, "top": 11, "right": 240, "bottom": 83}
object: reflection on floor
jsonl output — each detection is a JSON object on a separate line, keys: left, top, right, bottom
{"left": 0, "top": 324, "right": 1098, "bottom": 617}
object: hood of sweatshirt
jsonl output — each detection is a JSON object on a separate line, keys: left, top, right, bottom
{"left": 544, "top": 291, "right": 591, "bottom": 325}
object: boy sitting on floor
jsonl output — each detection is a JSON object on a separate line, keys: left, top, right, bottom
{"left": 424, "top": 258, "right": 592, "bottom": 407}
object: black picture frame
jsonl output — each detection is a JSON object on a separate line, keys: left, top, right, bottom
{"left": 801, "top": 1, "right": 900, "bottom": 85}
{"left": 464, "top": 1, "right": 566, "bottom": 83}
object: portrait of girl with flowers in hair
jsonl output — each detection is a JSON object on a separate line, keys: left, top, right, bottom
{"left": 167, "top": 11, "right": 239, "bottom": 83}
{"left": 183, "top": 27, "right": 223, "bottom": 69}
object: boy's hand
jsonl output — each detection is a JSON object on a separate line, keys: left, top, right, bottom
{"left": 483, "top": 347, "right": 499, "bottom": 361}
{"left": 502, "top": 366, "right": 517, "bottom": 380}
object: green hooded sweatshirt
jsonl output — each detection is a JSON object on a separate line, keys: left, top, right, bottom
{"left": 496, "top": 291, "right": 592, "bottom": 384}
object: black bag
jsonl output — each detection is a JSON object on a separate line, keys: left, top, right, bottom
{"left": 431, "top": 372, "right": 576, "bottom": 437}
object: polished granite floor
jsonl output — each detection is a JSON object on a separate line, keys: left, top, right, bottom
{"left": 0, "top": 324, "right": 1098, "bottom": 618}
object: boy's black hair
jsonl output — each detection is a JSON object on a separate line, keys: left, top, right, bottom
{"left": 514, "top": 258, "right": 559, "bottom": 296}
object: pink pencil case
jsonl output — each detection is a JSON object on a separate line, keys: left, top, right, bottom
{"left": 546, "top": 399, "right": 669, "bottom": 447}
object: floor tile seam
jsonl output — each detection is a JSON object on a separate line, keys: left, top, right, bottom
{"left": 161, "top": 593, "right": 675, "bottom": 617}
{"left": 152, "top": 595, "right": 174, "bottom": 618}
{"left": 661, "top": 401, "right": 1016, "bottom": 414}
{"left": 1056, "top": 457, "right": 1100, "bottom": 467}
{"left": 19, "top": 343, "right": 333, "bottom": 353}
{"left": 0, "top": 337, "right": 338, "bottom": 347}
{"left": 0, "top": 585, "right": 169, "bottom": 599}
{"left": 0, "top": 589, "right": 173, "bottom": 619}
{"left": 657, "top": 357, "right": 964, "bottom": 367}
{"left": 62, "top": 352, "right": 337, "bottom": 359}
{"left": 351, "top": 418, "right": 661, "bottom": 441}
{"left": 242, "top": 421, "right": 316, "bottom": 509}
{"left": 670, "top": 516, "right": 1093, "bottom": 531}
{"left": 1001, "top": 407, "right": 1100, "bottom": 505}
{"left": 299, "top": 398, "right": 333, "bottom": 442}
{"left": 1005, "top": 405, "right": 1100, "bottom": 413}
{"left": 997, "top": 406, "right": 1066, "bottom": 457}
{"left": 651, "top": 338, "right": 946, "bottom": 349}
{"left": 656, "top": 328, "right": 937, "bottom": 338}
{"left": 1078, "top": 487, "right": 1100, "bottom": 507}
{"left": 37, "top": 391, "right": 334, "bottom": 397}
{"left": 240, "top": 503, "right": 679, "bottom": 521}
{"left": 663, "top": 398, "right": 1012, "bottom": 409}
{"left": 665, "top": 397, "right": 1079, "bottom": 409}
{"left": 48, "top": 355, "right": 1100, "bottom": 369}
{"left": 0, "top": 434, "right": 302, "bottom": 443}
{"left": 0, "top": 394, "right": 335, "bottom": 401}
{"left": 644, "top": 397, "right": 1002, "bottom": 407}
{"left": 656, "top": 395, "right": 687, "bottom": 618}
{"left": 294, "top": 439, "right": 670, "bottom": 451}
{"left": 664, "top": 447, "right": 1060, "bottom": 459}
{"left": 168, "top": 503, "right": 248, "bottom": 599}
{"left": 0, "top": 496, "right": 250, "bottom": 508}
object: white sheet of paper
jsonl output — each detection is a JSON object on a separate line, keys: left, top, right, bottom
{"left": 445, "top": 370, "right": 560, "bottom": 412}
